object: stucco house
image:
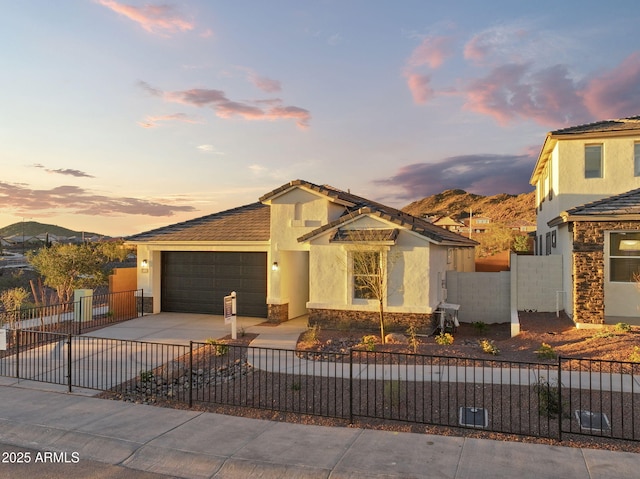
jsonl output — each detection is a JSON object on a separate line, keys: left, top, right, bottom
{"left": 530, "top": 117, "right": 640, "bottom": 326}
{"left": 127, "top": 180, "right": 477, "bottom": 329}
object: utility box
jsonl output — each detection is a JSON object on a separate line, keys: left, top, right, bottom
{"left": 74, "top": 289, "right": 93, "bottom": 323}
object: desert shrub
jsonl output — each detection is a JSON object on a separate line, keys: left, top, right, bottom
{"left": 615, "top": 322, "right": 632, "bottom": 333}
{"left": 406, "top": 324, "right": 419, "bottom": 353}
{"left": 535, "top": 342, "right": 556, "bottom": 359}
{"left": 301, "top": 324, "right": 321, "bottom": 344}
{"left": 590, "top": 329, "right": 614, "bottom": 340}
{"left": 205, "top": 338, "right": 229, "bottom": 356}
{"left": 479, "top": 339, "right": 500, "bottom": 355}
{"left": 361, "top": 335, "right": 378, "bottom": 351}
{"left": 435, "top": 332, "right": 454, "bottom": 346}
{"left": 139, "top": 370, "right": 153, "bottom": 382}
{"left": 534, "top": 377, "right": 564, "bottom": 418}
{"left": 472, "top": 321, "right": 488, "bottom": 334}
{"left": 629, "top": 346, "right": 640, "bottom": 363}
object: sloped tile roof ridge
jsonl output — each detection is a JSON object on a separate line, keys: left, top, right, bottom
{"left": 126, "top": 202, "right": 268, "bottom": 241}
{"left": 565, "top": 187, "right": 640, "bottom": 215}
{"left": 551, "top": 116, "right": 640, "bottom": 135}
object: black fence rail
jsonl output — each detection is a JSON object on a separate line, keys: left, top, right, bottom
{"left": 0, "top": 290, "right": 144, "bottom": 335}
{"left": 0, "top": 329, "right": 638, "bottom": 444}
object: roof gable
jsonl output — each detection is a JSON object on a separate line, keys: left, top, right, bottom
{"left": 531, "top": 116, "right": 640, "bottom": 185}
{"left": 298, "top": 206, "right": 477, "bottom": 246}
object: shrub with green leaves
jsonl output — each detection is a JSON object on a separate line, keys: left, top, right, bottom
{"left": 435, "top": 332, "right": 454, "bottom": 346}
{"left": 205, "top": 338, "right": 229, "bottom": 356}
{"left": 590, "top": 329, "right": 614, "bottom": 340}
{"left": 629, "top": 346, "right": 640, "bottom": 363}
{"left": 361, "top": 335, "right": 377, "bottom": 351}
{"left": 615, "top": 322, "right": 632, "bottom": 333}
{"left": 139, "top": 370, "right": 153, "bottom": 382}
{"left": 535, "top": 342, "right": 556, "bottom": 359}
{"left": 406, "top": 324, "right": 419, "bottom": 353}
{"left": 472, "top": 321, "right": 488, "bottom": 334}
{"left": 301, "top": 324, "right": 321, "bottom": 344}
{"left": 534, "top": 377, "right": 564, "bottom": 418}
{"left": 479, "top": 339, "right": 500, "bottom": 355}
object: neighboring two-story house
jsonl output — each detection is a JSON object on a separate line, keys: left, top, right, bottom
{"left": 127, "top": 180, "right": 476, "bottom": 329}
{"left": 530, "top": 117, "right": 640, "bottom": 325}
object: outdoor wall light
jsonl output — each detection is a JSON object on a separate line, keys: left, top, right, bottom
{"left": 272, "top": 261, "right": 279, "bottom": 271}
{"left": 141, "top": 259, "right": 149, "bottom": 272}
{"left": 619, "top": 239, "right": 640, "bottom": 251}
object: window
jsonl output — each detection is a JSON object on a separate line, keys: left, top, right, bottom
{"left": 609, "top": 232, "right": 640, "bottom": 282}
{"left": 545, "top": 232, "right": 551, "bottom": 255}
{"left": 352, "top": 251, "right": 381, "bottom": 300}
{"left": 635, "top": 143, "right": 640, "bottom": 177}
{"left": 585, "top": 144, "right": 603, "bottom": 178}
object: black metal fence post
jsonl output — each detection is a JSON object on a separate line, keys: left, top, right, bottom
{"left": 15, "top": 330, "right": 20, "bottom": 380}
{"left": 77, "top": 299, "right": 82, "bottom": 335}
{"left": 558, "top": 356, "right": 563, "bottom": 442}
{"left": 140, "top": 289, "right": 144, "bottom": 317}
{"left": 349, "top": 348, "right": 353, "bottom": 424}
{"left": 189, "top": 340, "right": 193, "bottom": 408}
{"left": 67, "top": 334, "right": 72, "bottom": 393}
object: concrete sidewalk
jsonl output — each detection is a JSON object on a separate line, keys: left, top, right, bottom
{"left": 0, "top": 384, "right": 636, "bottom": 479}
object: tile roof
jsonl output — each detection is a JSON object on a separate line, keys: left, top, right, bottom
{"left": 127, "top": 179, "right": 476, "bottom": 247}
{"left": 548, "top": 188, "right": 640, "bottom": 226}
{"left": 126, "top": 202, "right": 270, "bottom": 242}
{"left": 298, "top": 207, "right": 477, "bottom": 246}
{"left": 550, "top": 117, "right": 640, "bottom": 136}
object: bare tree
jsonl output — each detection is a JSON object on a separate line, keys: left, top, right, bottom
{"left": 339, "top": 228, "right": 401, "bottom": 344}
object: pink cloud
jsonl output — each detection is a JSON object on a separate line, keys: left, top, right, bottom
{"left": 581, "top": 52, "right": 640, "bottom": 119}
{"left": 464, "top": 34, "right": 491, "bottom": 63}
{"left": 0, "top": 182, "right": 195, "bottom": 217}
{"left": 406, "top": 73, "right": 434, "bottom": 105}
{"left": 140, "top": 82, "right": 311, "bottom": 128}
{"left": 464, "top": 63, "right": 590, "bottom": 127}
{"left": 250, "top": 74, "right": 282, "bottom": 93}
{"left": 97, "top": 0, "right": 194, "bottom": 36}
{"left": 138, "top": 113, "right": 204, "bottom": 128}
{"left": 407, "top": 36, "right": 453, "bottom": 69}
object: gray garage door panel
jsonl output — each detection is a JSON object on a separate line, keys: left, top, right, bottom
{"left": 161, "top": 251, "right": 267, "bottom": 317}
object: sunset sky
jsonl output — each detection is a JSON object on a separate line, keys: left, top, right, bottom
{"left": 2, "top": 1, "right": 640, "bottom": 236}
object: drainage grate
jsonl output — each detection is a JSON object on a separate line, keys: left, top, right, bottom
{"left": 459, "top": 407, "right": 488, "bottom": 428}
{"left": 575, "top": 410, "right": 611, "bottom": 432}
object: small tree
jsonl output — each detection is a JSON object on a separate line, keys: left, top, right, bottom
{"left": 0, "top": 287, "right": 31, "bottom": 327}
{"left": 27, "top": 243, "right": 112, "bottom": 304}
{"left": 352, "top": 248, "right": 387, "bottom": 341}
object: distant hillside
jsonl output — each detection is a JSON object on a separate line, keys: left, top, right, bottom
{"left": 402, "top": 189, "right": 536, "bottom": 224}
{"left": 0, "top": 221, "right": 104, "bottom": 239}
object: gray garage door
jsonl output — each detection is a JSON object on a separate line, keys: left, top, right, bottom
{"left": 161, "top": 251, "right": 267, "bottom": 317}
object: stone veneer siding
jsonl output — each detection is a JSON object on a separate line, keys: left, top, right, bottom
{"left": 267, "top": 303, "right": 289, "bottom": 323}
{"left": 572, "top": 221, "right": 640, "bottom": 324}
{"left": 308, "top": 308, "right": 434, "bottom": 334}
{"left": 137, "top": 296, "right": 154, "bottom": 315}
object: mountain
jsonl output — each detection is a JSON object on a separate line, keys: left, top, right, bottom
{"left": 0, "top": 221, "right": 105, "bottom": 239}
{"left": 402, "top": 189, "right": 536, "bottom": 224}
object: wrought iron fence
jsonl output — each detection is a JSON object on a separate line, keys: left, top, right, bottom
{"left": 0, "top": 329, "right": 638, "bottom": 444}
{"left": 0, "top": 290, "right": 143, "bottom": 335}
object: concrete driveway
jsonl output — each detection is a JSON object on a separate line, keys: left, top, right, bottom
{"left": 85, "top": 312, "right": 310, "bottom": 350}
